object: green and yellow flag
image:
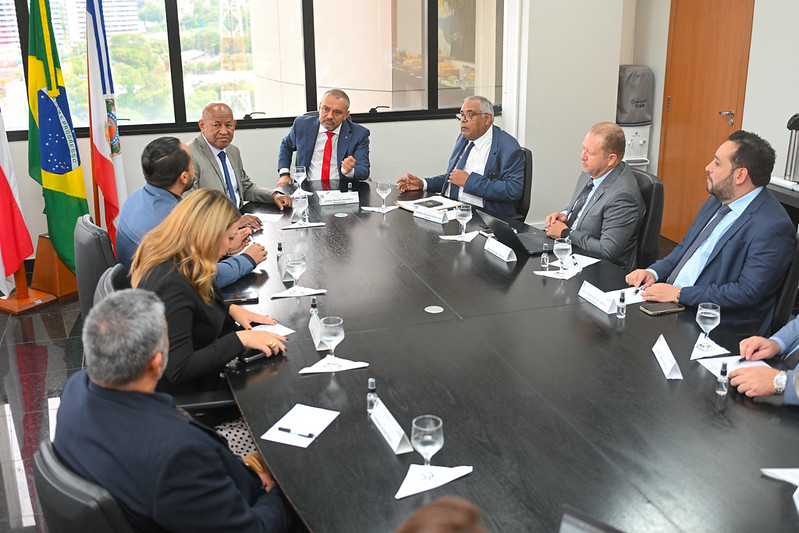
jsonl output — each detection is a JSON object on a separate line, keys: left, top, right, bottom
{"left": 27, "top": 0, "right": 89, "bottom": 273}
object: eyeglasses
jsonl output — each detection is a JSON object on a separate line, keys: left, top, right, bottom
{"left": 456, "top": 112, "right": 489, "bottom": 122}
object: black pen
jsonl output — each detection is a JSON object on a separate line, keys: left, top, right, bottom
{"left": 278, "top": 427, "right": 315, "bottom": 439}
{"left": 737, "top": 356, "right": 747, "bottom": 363}
{"left": 633, "top": 287, "right": 641, "bottom": 295}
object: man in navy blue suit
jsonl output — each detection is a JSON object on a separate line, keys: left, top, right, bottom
{"left": 54, "top": 289, "right": 295, "bottom": 532}
{"left": 626, "top": 130, "right": 795, "bottom": 335}
{"left": 276, "top": 88, "right": 370, "bottom": 186}
{"left": 396, "top": 96, "right": 525, "bottom": 217}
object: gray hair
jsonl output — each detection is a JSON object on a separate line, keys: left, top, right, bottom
{"left": 83, "top": 289, "right": 167, "bottom": 386}
{"left": 322, "top": 88, "right": 351, "bottom": 110}
{"left": 464, "top": 96, "right": 494, "bottom": 122}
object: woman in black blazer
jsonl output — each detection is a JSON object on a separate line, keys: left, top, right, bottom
{"left": 130, "top": 188, "right": 285, "bottom": 394}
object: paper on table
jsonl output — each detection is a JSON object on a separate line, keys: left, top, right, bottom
{"left": 761, "top": 468, "right": 799, "bottom": 515}
{"left": 396, "top": 195, "right": 461, "bottom": 212}
{"left": 606, "top": 287, "right": 645, "bottom": 305}
{"left": 362, "top": 206, "right": 399, "bottom": 213}
{"left": 440, "top": 231, "right": 479, "bottom": 242}
{"left": 271, "top": 286, "right": 327, "bottom": 299}
{"left": 533, "top": 268, "right": 581, "bottom": 280}
{"left": 298, "top": 355, "right": 369, "bottom": 374}
{"left": 394, "top": 465, "right": 473, "bottom": 499}
{"left": 281, "top": 221, "right": 326, "bottom": 230}
{"left": 261, "top": 403, "right": 339, "bottom": 448}
{"left": 689, "top": 336, "right": 730, "bottom": 360}
{"left": 697, "top": 355, "right": 768, "bottom": 378}
{"left": 253, "top": 323, "right": 296, "bottom": 336}
{"left": 550, "top": 253, "right": 601, "bottom": 269}
{"left": 652, "top": 334, "right": 683, "bottom": 379}
{"left": 257, "top": 213, "right": 284, "bottom": 223}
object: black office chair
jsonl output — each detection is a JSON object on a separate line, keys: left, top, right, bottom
{"left": 771, "top": 233, "right": 799, "bottom": 334}
{"left": 92, "top": 265, "right": 236, "bottom": 417}
{"left": 630, "top": 168, "right": 664, "bottom": 268}
{"left": 74, "top": 214, "right": 117, "bottom": 321}
{"left": 34, "top": 440, "right": 134, "bottom": 533}
{"left": 512, "top": 147, "right": 533, "bottom": 222}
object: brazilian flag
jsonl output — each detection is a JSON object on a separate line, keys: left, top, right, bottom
{"left": 27, "top": 0, "right": 89, "bottom": 273}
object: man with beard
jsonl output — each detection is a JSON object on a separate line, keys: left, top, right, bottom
{"left": 626, "top": 130, "right": 795, "bottom": 335}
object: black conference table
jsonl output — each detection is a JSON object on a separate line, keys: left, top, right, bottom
{"left": 224, "top": 181, "right": 799, "bottom": 532}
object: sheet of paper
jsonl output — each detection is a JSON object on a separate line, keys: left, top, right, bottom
{"left": 440, "top": 231, "right": 479, "bottom": 242}
{"left": 551, "top": 253, "right": 601, "bottom": 269}
{"left": 261, "top": 403, "right": 339, "bottom": 448}
{"left": 652, "top": 334, "right": 683, "bottom": 379}
{"left": 298, "top": 355, "right": 369, "bottom": 374}
{"left": 689, "top": 336, "right": 730, "bottom": 360}
{"left": 271, "top": 286, "right": 327, "bottom": 299}
{"left": 605, "top": 287, "right": 646, "bottom": 305}
{"left": 361, "top": 206, "right": 399, "bottom": 213}
{"left": 697, "top": 355, "right": 768, "bottom": 378}
{"left": 533, "top": 268, "right": 581, "bottom": 280}
{"left": 394, "top": 465, "right": 473, "bottom": 499}
{"left": 369, "top": 399, "right": 413, "bottom": 455}
{"left": 253, "top": 323, "right": 296, "bottom": 336}
{"left": 282, "top": 222, "right": 326, "bottom": 230}
{"left": 761, "top": 468, "right": 799, "bottom": 486}
{"left": 257, "top": 213, "right": 284, "bottom": 223}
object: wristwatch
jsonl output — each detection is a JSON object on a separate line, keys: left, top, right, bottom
{"left": 774, "top": 370, "right": 788, "bottom": 395}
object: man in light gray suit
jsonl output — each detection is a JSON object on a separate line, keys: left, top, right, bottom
{"left": 545, "top": 122, "right": 644, "bottom": 270}
{"left": 188, "top": 102, "right": 291, "bottom": 229}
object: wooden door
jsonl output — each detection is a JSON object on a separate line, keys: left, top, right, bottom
{"left": 657, "top": 0, "right": 755, "bottom": 242}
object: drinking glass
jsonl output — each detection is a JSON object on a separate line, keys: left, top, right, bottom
{"left": 553, "top": 238, "right": 572, "bottom": 274}
{"left": 376, "top": 180, "right": 391, "bottom": 211}
{"left": 696, "top": 302, "right": 721, "bottom": 350}
{"left": 293, "top": 194, "right": 309, "bottom": 224}
{"left": 292, "top": 166, "right": 307, "bottom": 187}
{"left": 320, "top": 316, "right": 344, "bottom": 358}
{"left": 285, "top": 252, "right": 306, "bottom": 288}
{"left": 455, "top": 204, "right": 472, "bottom": 239}
{"left": 411, "top": 415, "right": 444, "bottom": 478}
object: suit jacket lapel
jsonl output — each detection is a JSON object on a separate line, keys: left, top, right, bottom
{"left": 300, "top": 119, "right": 318, "bottom": 167}
{"left": 199, "top": 139, "right": 226, "bottom": 188}
{"left": 704, "top": 189, "right": 765, "bottom": 266}
{"left": 337, "top": 120, "right": 352, "bottom": 163}
{"left": 447, "top": 136, "right": 468, "bottom": 174}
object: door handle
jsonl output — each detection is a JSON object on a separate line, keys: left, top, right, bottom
{"left": 719, "top": 110, "right": 735, "bottom": 126}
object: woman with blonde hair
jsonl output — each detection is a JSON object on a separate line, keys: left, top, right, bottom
{"left": 131, "top": 188, "right": 285, "bottom": 394}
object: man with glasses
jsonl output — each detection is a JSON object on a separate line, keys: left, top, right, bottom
{"left": 276, "top": 88, "right": 370, "bottom": 187}
{"left": 189, "top": 102, "right": 292, "bottom": 229}
{"left": 396, "top": 96, "right": 525, "bottom": 217}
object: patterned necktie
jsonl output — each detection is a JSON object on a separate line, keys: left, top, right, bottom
{"left": 217, "top": 151, "right": 238, "bottom": 207}
{"left": 321, "top": 131, "right": 335, "bottom": 191}
{"left": 446, "top": 141, "right": 474, "bottom": 199}
{"left": 565, "top": 180, "right": 594, "bottom": 228}
{"left": 666, "top": 204, "right": 732, "bottom": 285}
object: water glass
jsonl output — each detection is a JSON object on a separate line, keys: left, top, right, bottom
{"left": 320, "top": 316, "right": 344, "bottom": 358}
{"left": 696, "top": 302, "right": 721, "bottom": 350}
{"left": 455, "top": 204, "right": 472, "bottom": 239}
{"left": 553, "top": 238, "right": 572, "bottom": 274}
{"left": 376, "top": 180, "right": 391, "bottom": 210}
{"left": 411, "top": 415, "right": 444, "bottom": 477}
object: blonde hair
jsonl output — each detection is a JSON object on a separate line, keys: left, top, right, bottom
{"left": 130, "top": 188, "right": 239, "bottom": 304}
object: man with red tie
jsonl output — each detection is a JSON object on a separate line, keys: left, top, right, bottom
{"left": 276, "top": 89, "right": 371, "bottom": 187}
{"left": 396, "top": 96, "right": 525, "bottom": 217}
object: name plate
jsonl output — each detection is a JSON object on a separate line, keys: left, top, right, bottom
{"left": 276, "top": 255, "right": 295, "bottom": 282}
{"left": 484, "top": 237, "right": 516, "bottom": 262}
{"left": 413, "top": 205, "right": 448, "bottom": 224}
{"left": 370, "top": 399, "right": 413, "bottom": 454}
{"left": 308, "top": 313, "right": 328, "bottom": 351}
{"left": 577, "top": 280, "right": 616, "bottom": 314}
{"left": 317, "top": 191, "right": 359, "bottom": 205}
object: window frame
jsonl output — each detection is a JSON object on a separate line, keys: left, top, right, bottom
{"left": 7, "top": 0, "right": 501, "bottom": 142}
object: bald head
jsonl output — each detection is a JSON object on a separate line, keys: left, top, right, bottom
{"left": 198, "top": 102, "right": 236, "bottom": 150}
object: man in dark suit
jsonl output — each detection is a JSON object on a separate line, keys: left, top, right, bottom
{"left": 54, "top": 289, "right": 295, "bottom": 532}
{"left": 544, "top": 122, "right": 644, "bottom": 270}
{"left": 189, "top": 102, "right": 292, "bottom": 228}
{"left": 276, "top": 88, "right": 370, "bottom": 186}
{"left": 626, "top": 130, "right": 796, "bottom": 335}
{"left": 396, "top": 96, "right": 525, "bottom": 217}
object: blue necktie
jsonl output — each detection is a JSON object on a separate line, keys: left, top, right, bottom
{"left": 217, "top": 151, "right": 238, "bottom": 206}
{"left": 446, "top": 141, "right": 474, "bottom": 199}
{"left": 666, "top": 204, "right": 732, "bottom": 285}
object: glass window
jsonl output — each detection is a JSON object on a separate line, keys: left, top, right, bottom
{"left": 178, "top": 0, "right": 306, "bottom": 121}
{"left": 0, "top": 0, "right": 27, "bottom": 129}
{"left": 438, "top": 0, "right": 503, "bottom": 108}
{"left": 314, "top": 0, "right": 426, "bottom": 113}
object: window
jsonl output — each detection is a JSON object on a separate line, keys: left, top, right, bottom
{"left": 5, "top": 0, "right": 503, "bottom": 133}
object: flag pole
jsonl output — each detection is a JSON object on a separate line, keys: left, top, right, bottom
{"left": 0, "top": 265, "right": 56, "bottom": 315}
{"left": 88, "top": 74, "right": 101, "bottom": 224}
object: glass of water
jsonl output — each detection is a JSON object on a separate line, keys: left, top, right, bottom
{"left": 553, "top": 238, "right": 572, "bottom": 275}
{"left": 411, "top": 415, "right": 444, "bottom": 479}
{"left": 376, "top": 180, "right": 391, "bottom": 211}
{"left": 455, "top": 204, "right": 472, "bottom": 240}
{"left": 285, "top": 252, "right": 306, "bottom": 289}
{"left": 320, "top": 316, "right": 344, "bottom": 359}
{"left": 293, "top": 194, "right": 309, "bottom": 225}
{"left": 292, "top": 166, "right": 307, "bottom": 187}
{"left": 696, "top": 302, "right": 721, "bottom": 350}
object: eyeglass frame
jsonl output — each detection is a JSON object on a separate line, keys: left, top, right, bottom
{"left": 455, "top": 112, "right": 490, "bottom": 122}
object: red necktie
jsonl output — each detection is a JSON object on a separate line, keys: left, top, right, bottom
{"left": 322, "top": 131, "right": 335, "bottom": 190}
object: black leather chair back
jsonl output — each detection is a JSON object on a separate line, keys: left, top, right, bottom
{"left": 93, "top": 264, "right": 131, "bottom": 307}
{"left": 513, "top": 147, "right": 533, "bottom": 221}
{"left": 34, "top": 440, "right": 134, "bottom": 533}
{"left": 631, "top": 168, "right": 664, "bottom": 268}
{"left": 772, "top": 232, "right": 799, "bottom": 334}
{"left": 74, "top": 215, "right": 116, "bottom": 321}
